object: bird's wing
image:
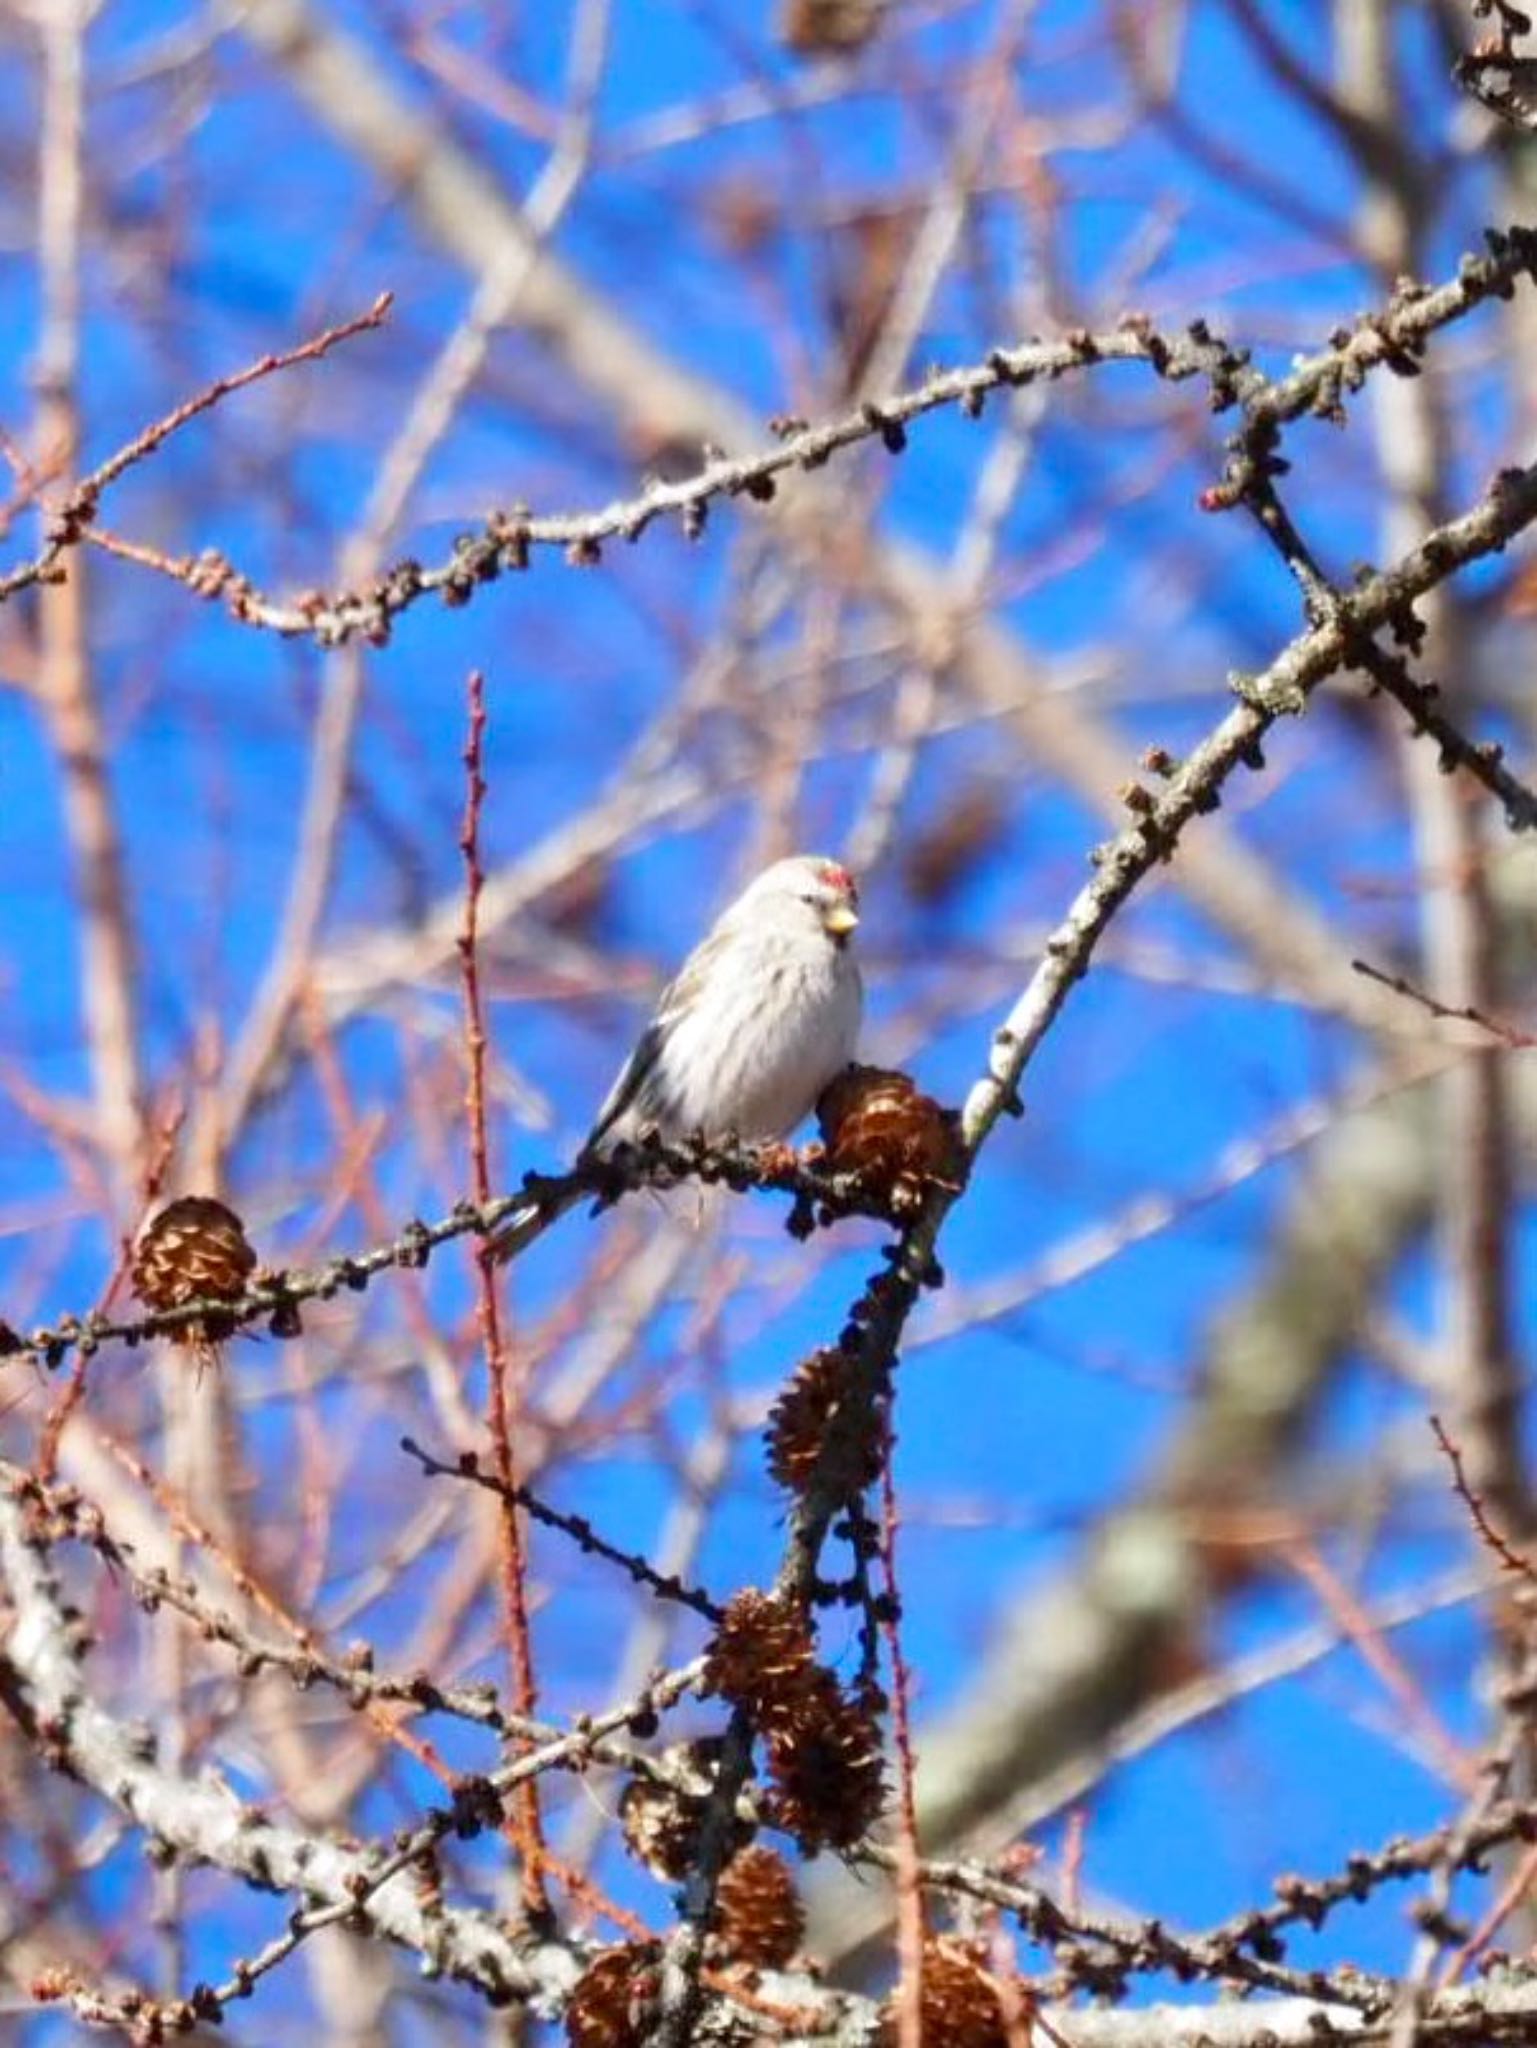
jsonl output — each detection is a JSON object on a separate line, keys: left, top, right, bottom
{"left": 582, "top": 1015, "right": 666, "bottom": 1154}
{"left": 580, "top": 931, "right": 722, "bottom": 1155}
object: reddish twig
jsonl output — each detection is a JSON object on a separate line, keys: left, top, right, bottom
{"left": 0, "top": 292, "right": 393, "bottom": 607}
{"left": 1431, "top": 1413, "right": 1537, "bottom": 1588}
{"left": 878, "top": 1449, "right": 926, "bottom": 2048}
{"left": 1442, "top": 1837, "right": 1537, "bottom": 1982}
{"left": 456, "top": 669, "right": 548, "bottom": 1914}
{"left": 1279, "top": 1538, "right": 1478, "bottom": 1793}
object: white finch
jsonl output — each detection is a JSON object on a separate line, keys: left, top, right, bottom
{"left": 490, "top": 854, "right": 863, "bottom": 1258}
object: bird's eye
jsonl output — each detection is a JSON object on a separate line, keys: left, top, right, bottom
{"left": 800, "top": 892, "right": 816, "bottom": 906}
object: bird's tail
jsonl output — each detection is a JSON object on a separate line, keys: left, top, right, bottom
{"left": 485, "top": 1178, "right": 586, "bottom": 1263}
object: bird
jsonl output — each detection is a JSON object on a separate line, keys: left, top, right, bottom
{"left": 488, "top": 854, "right": 863, "bottom": 1260}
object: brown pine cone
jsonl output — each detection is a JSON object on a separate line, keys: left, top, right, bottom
{"left": 780, "top": 0, "right": 883, "bottom": 57}
{"left": 565, "top": 1943, "right": 661, "bottom": 2048}
{"left": 130, "top": 1196, "right": 258, "bottom": 1378}
{"left": 765, "top": 1672, "right": 885, "bottom": 1853}
{"left": 701, "top": 1591, "right": 820, "bottom": 1736}
{"left": 618, "top": 1737, "right": 753, "bottom": 1881}
{"left": 764, "top": 1347, "right": 886, "bottom": 1497}
{"left": 816, "top": 1065, "right": 963, "bottom": 1216}
{"left": 713, "top": 1844, "right": 805, "bottom": 1969}
{"left": 618, "top": 1772, "right": 699, "bottom": 1882}
{"left": 879, "top": 1935, "right": 1023, "bottom": 2047}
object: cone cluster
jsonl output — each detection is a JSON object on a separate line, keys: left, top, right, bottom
{"left": 702, "top": 1590, "right": 885, "bottom": 1853}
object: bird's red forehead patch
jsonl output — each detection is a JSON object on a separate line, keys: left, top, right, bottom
{"left": 818, "top": 860, "right": 857, "bottom": 900}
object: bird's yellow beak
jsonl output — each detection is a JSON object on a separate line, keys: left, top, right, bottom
{"left": 823, "top": 903, "right": 859, "bottom": 936}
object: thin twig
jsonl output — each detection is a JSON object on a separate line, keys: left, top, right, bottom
{"left": 456, "top": 669, "right": 548, "bottom": 1915}
{"left": 878, "top": 1451, "right": 926, "bottom": 2048}
{"left": 0, "top": 292, "right": 392, "bottom": 605}
{"left": 1432, "top": 1413, "right": 1537, "bottom": 1588}
{"left": 1, "top": 1135, "right": 900, "bottom": 1373}
{"left": 1352, "top": 957, "right": 1537, "bottom": 1049}
{"left": 400, "top": 1436, "right": 724, "bottom": 1621}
